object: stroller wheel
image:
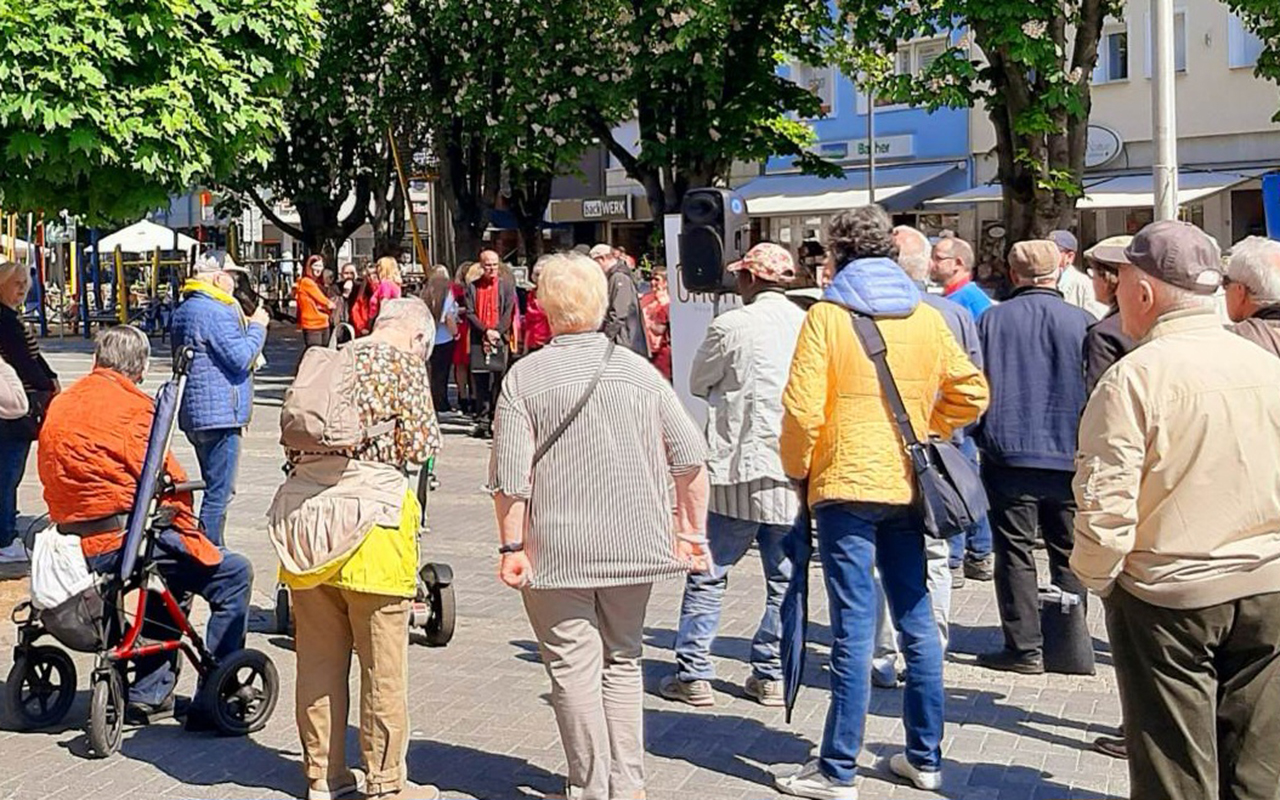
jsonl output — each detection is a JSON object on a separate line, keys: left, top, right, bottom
{"left": 202, "top": 648, "right": 279, "bottom": 736}
{"left": 87, "top": 667, "right": 125, "bottom": 758}
{"left": 423, "top": 583, "right": 456, "bottom": 647}
{"left": 5, "top": 645, "right": 77, "bottom": 730}
{"left": 274, "top": 585, "right": 292, "bottom": 636}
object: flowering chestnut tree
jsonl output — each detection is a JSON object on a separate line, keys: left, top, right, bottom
{"left": 1228, "top": 1, "right": 1280, "bottom": 118}
{"left": 836, "top": 0, "right": 1123, "bottom": 243}
{"left": 0, "top": 0, "right": 320, "bottom": 223}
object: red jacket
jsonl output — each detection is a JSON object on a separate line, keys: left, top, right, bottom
{"left": 37, "top": 369, "right": 220, "bottom": 565}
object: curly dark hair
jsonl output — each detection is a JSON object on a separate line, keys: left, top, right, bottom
{"left": 826, "top": 205, "right": 898, "bottom": 270}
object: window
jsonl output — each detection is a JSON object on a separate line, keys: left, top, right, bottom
{"left": 1228, "top": 12, "right": 1265, "bottom": 69}
{"left": 791, "top": 63, "right": 835, "bottom": 117}
{"left": 872, "top": 37, "right": 949, "bottom": 108}
{"left": 1094, "top": 23, "right": 1129, "bottom": 83}
{"left": 1145, "top": 9, "right": 1188, "bottom": 77}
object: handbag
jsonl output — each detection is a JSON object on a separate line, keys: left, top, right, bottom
{"left": 470, "top": 335, "right": 510, "bottom": 373}
{"left": 848, "top": 312, "right": 988, "bottom": 539}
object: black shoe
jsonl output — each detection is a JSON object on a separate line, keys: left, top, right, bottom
{"left": 1094, "top": 735, "right": 1128, "bottom": 759}
{"left": 963, "top": 555, "right": 994, "bottom": 581}
{"left": 975, "top": 649, "right": 1045, "bottom": 675}
{"left": 124, "top": 695, "right": 188, "bottom": 725}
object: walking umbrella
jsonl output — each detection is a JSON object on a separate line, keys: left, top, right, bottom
{"left": 780, "top": 483, "right": 812, "bottom": 724}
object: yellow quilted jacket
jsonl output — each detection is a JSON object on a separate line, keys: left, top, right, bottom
{"left": 780, "top": 299, "right": 989, "bottom": 509}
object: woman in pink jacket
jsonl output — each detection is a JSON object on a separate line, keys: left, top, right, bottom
{"left": 368, "top": 256, "right": 403, "bottom": 322}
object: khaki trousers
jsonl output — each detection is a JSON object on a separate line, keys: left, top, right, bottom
{"left": 293, "top": 584, "right": 411, "bottom": 795}
{"left": 1106, "top": 586, "right": 1280, "bottom": 800}
{"left": 522, "top": 583, "right": 653, "bottom": 800}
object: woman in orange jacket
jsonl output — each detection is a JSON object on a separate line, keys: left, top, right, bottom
{"left": 295, "top": 255, "right": 335, "bottom": 348}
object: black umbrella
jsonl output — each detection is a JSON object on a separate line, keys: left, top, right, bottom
{"left": 780, "top": 486, "right": 813, "bottom": 724}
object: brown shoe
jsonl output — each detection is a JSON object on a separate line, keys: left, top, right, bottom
{"left": 1094, "top": 735, "right": 1128, "bottom": 760}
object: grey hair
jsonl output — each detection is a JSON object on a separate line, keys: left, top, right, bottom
{"left": 1229, "top": 236, "right": 1280, "bottom": 304}
{"left": 539, "top": 252, "right": 608, "bottom": 334}
{"left": 374, "top": 297, "right": 435, "bottom": 341}
{"left": 94, "top": 325, "right": 151, "bottom": 381}
{"left": 1153, "top": 279, "right": 1217, "bottom": 314}
{"left": 827, "top": 205, "right": 898, "bottom": 270}
{"left": 892, "top": 225, "right": 932, "bottom": 282}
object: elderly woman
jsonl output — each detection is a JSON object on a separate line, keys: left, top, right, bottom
{"left": 490, "top": 252, "right": 709, "bottom": 800}
{"left": 0, "top": 259, "right": 58, "bottom": 563}
{"left": 775, "top": 206, "right": 988, "bottom": 799}
{"left": 270, "top": 298, "right": 441, "bottom": 800}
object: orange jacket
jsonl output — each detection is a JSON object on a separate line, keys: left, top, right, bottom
{"left": 37, "top": 369, "right": 220, "bottom": 565}
{"left": 295, "top": 276, "right": 334, "bottom": 331}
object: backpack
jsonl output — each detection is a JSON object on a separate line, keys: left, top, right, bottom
{"left": 280, "top": 335, "right": 394, "bottom": 453}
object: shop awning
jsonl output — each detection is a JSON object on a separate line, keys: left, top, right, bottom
{"left": 736, "top": 163, "right": 968, "bottom": 216}
{"left": 926, "top": 169, "right": 1265, "bottom": 209}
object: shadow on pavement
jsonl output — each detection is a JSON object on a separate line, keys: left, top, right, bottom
{"left": 409, "top": 739, "right": 563, "bottom": 799}
{"left": 644, "top": 706, "right": 814, "bottom": 788}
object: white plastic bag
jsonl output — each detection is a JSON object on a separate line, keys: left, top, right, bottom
{"left": 30, "top": 525, "right": 94, "bottom": 610}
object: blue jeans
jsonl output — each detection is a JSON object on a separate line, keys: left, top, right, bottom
{"left": 87, "top": 530, "right": 252, "bottom": 705}
{"left": 187, "top": 428, "right": 242, "bottom": 547}
{"left": 949, "top": 436, "right": 993, "bottom": 567}
{"left": 673, "top": 512, "right": 794, "bottom": 682}
{"left": 0, "top": 439, "right": 31, "bottom": 549}
{"left": 815, "top": 502, "right": 944, "bottom": 785}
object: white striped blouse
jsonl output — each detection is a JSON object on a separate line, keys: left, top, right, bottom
{"left": 490, "top": 332, "right": 707, "bottom": 589}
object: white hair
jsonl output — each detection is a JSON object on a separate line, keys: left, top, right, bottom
{"left": 540, "top": 252, "right": 607, "bottom": 334}
{"left": 94, "top": 325, "right": 151, "bottom": 382}
{"left": 893, "top": 225, "right": 932, "bottom": 282}
{"left": 1229, "top": 236, "right": 1280, "bottom": 304}
{"left": 374, "top": 297, "right": 435, "bottom": 342}
{"left": 1153, "top": 279, "right": 1217, "bottom": 314}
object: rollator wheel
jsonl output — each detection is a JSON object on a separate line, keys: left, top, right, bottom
{"left": 423, "top": 583, "right": 455, "bottom": 647}
{"left": 5, "top": 645, "right": 77, "bottom": 730}
{"left": 274, "top": 585, "right": 292, "bottom": 636}
{"left": 202, "top": 649, "right": 279, "bottom": 736}
{"left": 87, "top": 667, "right": 125, "bottom": 758}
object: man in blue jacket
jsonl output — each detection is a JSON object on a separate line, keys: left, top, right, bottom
{"left": 975, "top": 240, "right": 1093, "bottom": 675}
{"left": 171, "top": 259, "right": 269, "bottom": 546}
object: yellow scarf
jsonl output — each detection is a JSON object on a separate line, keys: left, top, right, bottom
{"left": 180, "top": 279, "right": 237, "bottom": 307}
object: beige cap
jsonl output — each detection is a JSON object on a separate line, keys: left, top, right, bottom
{"left": 1007, "top": 240, "right": 1061, "bottom": 279}
{"left": 1083, "top": 235, "right": 1134, "bottom": 267}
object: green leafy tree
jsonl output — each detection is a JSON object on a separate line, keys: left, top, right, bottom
{"left": 1227, "top": 1, "right": 1280, "bottom": 118}
{"left": 835, "top": 0, "right": 1123, "bottom": 244}
{"left": 587, "top": 0, "right": 841, "bottom": 224}
{"left": 0, "top": 0, "right": 320, "bottom": 223}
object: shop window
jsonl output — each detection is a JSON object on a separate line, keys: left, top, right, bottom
{"left": 1228, "top": 13, "right": 1265, "bottom": 69}
{"left": 866, "top": 36, "right": 951, "bottom": 110}
{"left": 1125, "top": 207, "right": 1155, "bottom": 234}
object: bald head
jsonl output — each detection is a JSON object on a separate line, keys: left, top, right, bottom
{"left": 893, "top": 226, "right": 931, "bottom": 282}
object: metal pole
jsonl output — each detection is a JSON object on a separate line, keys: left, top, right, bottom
{"left": 867, "top": 88, "right": 877, "bottom": 205}
{"left": 1152, "top": 0, "right": 1179, "bottom": 221}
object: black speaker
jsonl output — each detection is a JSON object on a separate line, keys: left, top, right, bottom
{"left": 679, "top": 188, "right": 750, "bottom": 293}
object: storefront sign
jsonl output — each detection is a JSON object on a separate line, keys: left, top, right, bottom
{"left": 1085, "top": 125, "right": 1123, "bottom": 169}
{"left": 549, "top": 195, "right": 635, "bottom": 222}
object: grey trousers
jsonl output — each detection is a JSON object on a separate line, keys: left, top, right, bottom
{"left": 1105, "top": 586, "right": 1280, "bottom": 800}
{"left": 874, "top": 535, "right": 952, "bottom": 676}
{"left": 523, "top": 583, "right": 653, "bottom": 800}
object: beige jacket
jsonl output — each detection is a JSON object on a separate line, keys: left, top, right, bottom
{"left": 1072, "top": 307, "right": 1280, "bottom": 609}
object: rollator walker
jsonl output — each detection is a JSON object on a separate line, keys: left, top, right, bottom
{"left": 5, "top": 347, "right": 280, "bottom": 757}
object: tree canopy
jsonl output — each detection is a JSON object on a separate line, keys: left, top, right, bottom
{"left": 0, "top": 0, "right": 321, "bottom": 223}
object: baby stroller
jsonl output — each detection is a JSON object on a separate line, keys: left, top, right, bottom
{"left": 4, "top": 346, "right": 280, "bottom": 757}
{"left": 271, "top": 458, "right": 455, "bottom": 647}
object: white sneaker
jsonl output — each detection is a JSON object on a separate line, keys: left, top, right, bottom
{"left": 774, "top": 760, "right": 858, "bottom": 800}
{"left": 0, "top": 540, "right": 28, "bottom": 563}
{"left": 888, "top": 753, "right": 942, "bottom": 792}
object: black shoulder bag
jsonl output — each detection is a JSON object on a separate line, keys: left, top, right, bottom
{"left": 849, "top": 313, "right": 988, "bottom": 539}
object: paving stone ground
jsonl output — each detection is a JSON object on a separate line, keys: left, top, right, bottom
{"left": 0, "top": 328, "right": 1128, "bottom": 800}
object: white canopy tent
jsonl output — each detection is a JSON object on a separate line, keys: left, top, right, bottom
{"left": 92, "top": 219, "right": 198, "bottom": 254}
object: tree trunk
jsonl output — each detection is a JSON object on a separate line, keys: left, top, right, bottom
{"left": 436, "top": 121, "right": 501, "bottom": 264}
{"left": 509, "top": 167, "right": 553, "bottom": 265}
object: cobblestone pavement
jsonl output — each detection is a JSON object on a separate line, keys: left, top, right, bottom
{"left": 0, "top": 330, "right": 1128, "bottom": 800}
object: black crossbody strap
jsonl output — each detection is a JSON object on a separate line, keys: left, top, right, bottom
{"left": 849, "top": 313, "right": 921, "bottom": 449}
{"left": 532, "top": 341, "right": 615, "bottom": 467}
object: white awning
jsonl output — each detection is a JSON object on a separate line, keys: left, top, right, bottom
{"left": 737, "top": 163, "right": 965, "bottom": 216}
{"left": 927, "top": 169, "right": 1265, "bottom": 208}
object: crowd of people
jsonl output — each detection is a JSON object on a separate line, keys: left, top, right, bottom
{"left": 2, "top": 208, "right": 1279, "bottom": 800}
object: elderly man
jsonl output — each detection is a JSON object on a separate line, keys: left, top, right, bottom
{"left": 272, "top": 299, "right": 441, "bottom": 800}
{"left": 171, "top": 255, "right": 270, "bottom": 546}
{"left": 590, "top": 243, "right": 647, "bottom": 355}
{"left": 1072, "top": 221, "right": 1280, "bottom": 800}
{"left": 38, "top": 326, "right": 252, "bottom": 723}
{"left": 1050, "top": 230, "right": 1107, "bottom": 319}
{"left": 462, "top": 249, "right": 516, "bottom": 439}
{"left": 931, "top": 233, "right": 994, "bottom": 321}
{"left": 1082, "top": 236, "right": 1139, "bottom": 396}
{"left": 975, "top": 240, "right": 1094, "bottom": 675}
{"left": 659, "top": 243, "right": 802, "bottom": 709}
{"left": 1225, "top": 236, "right": 1280, "bottom": 357}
